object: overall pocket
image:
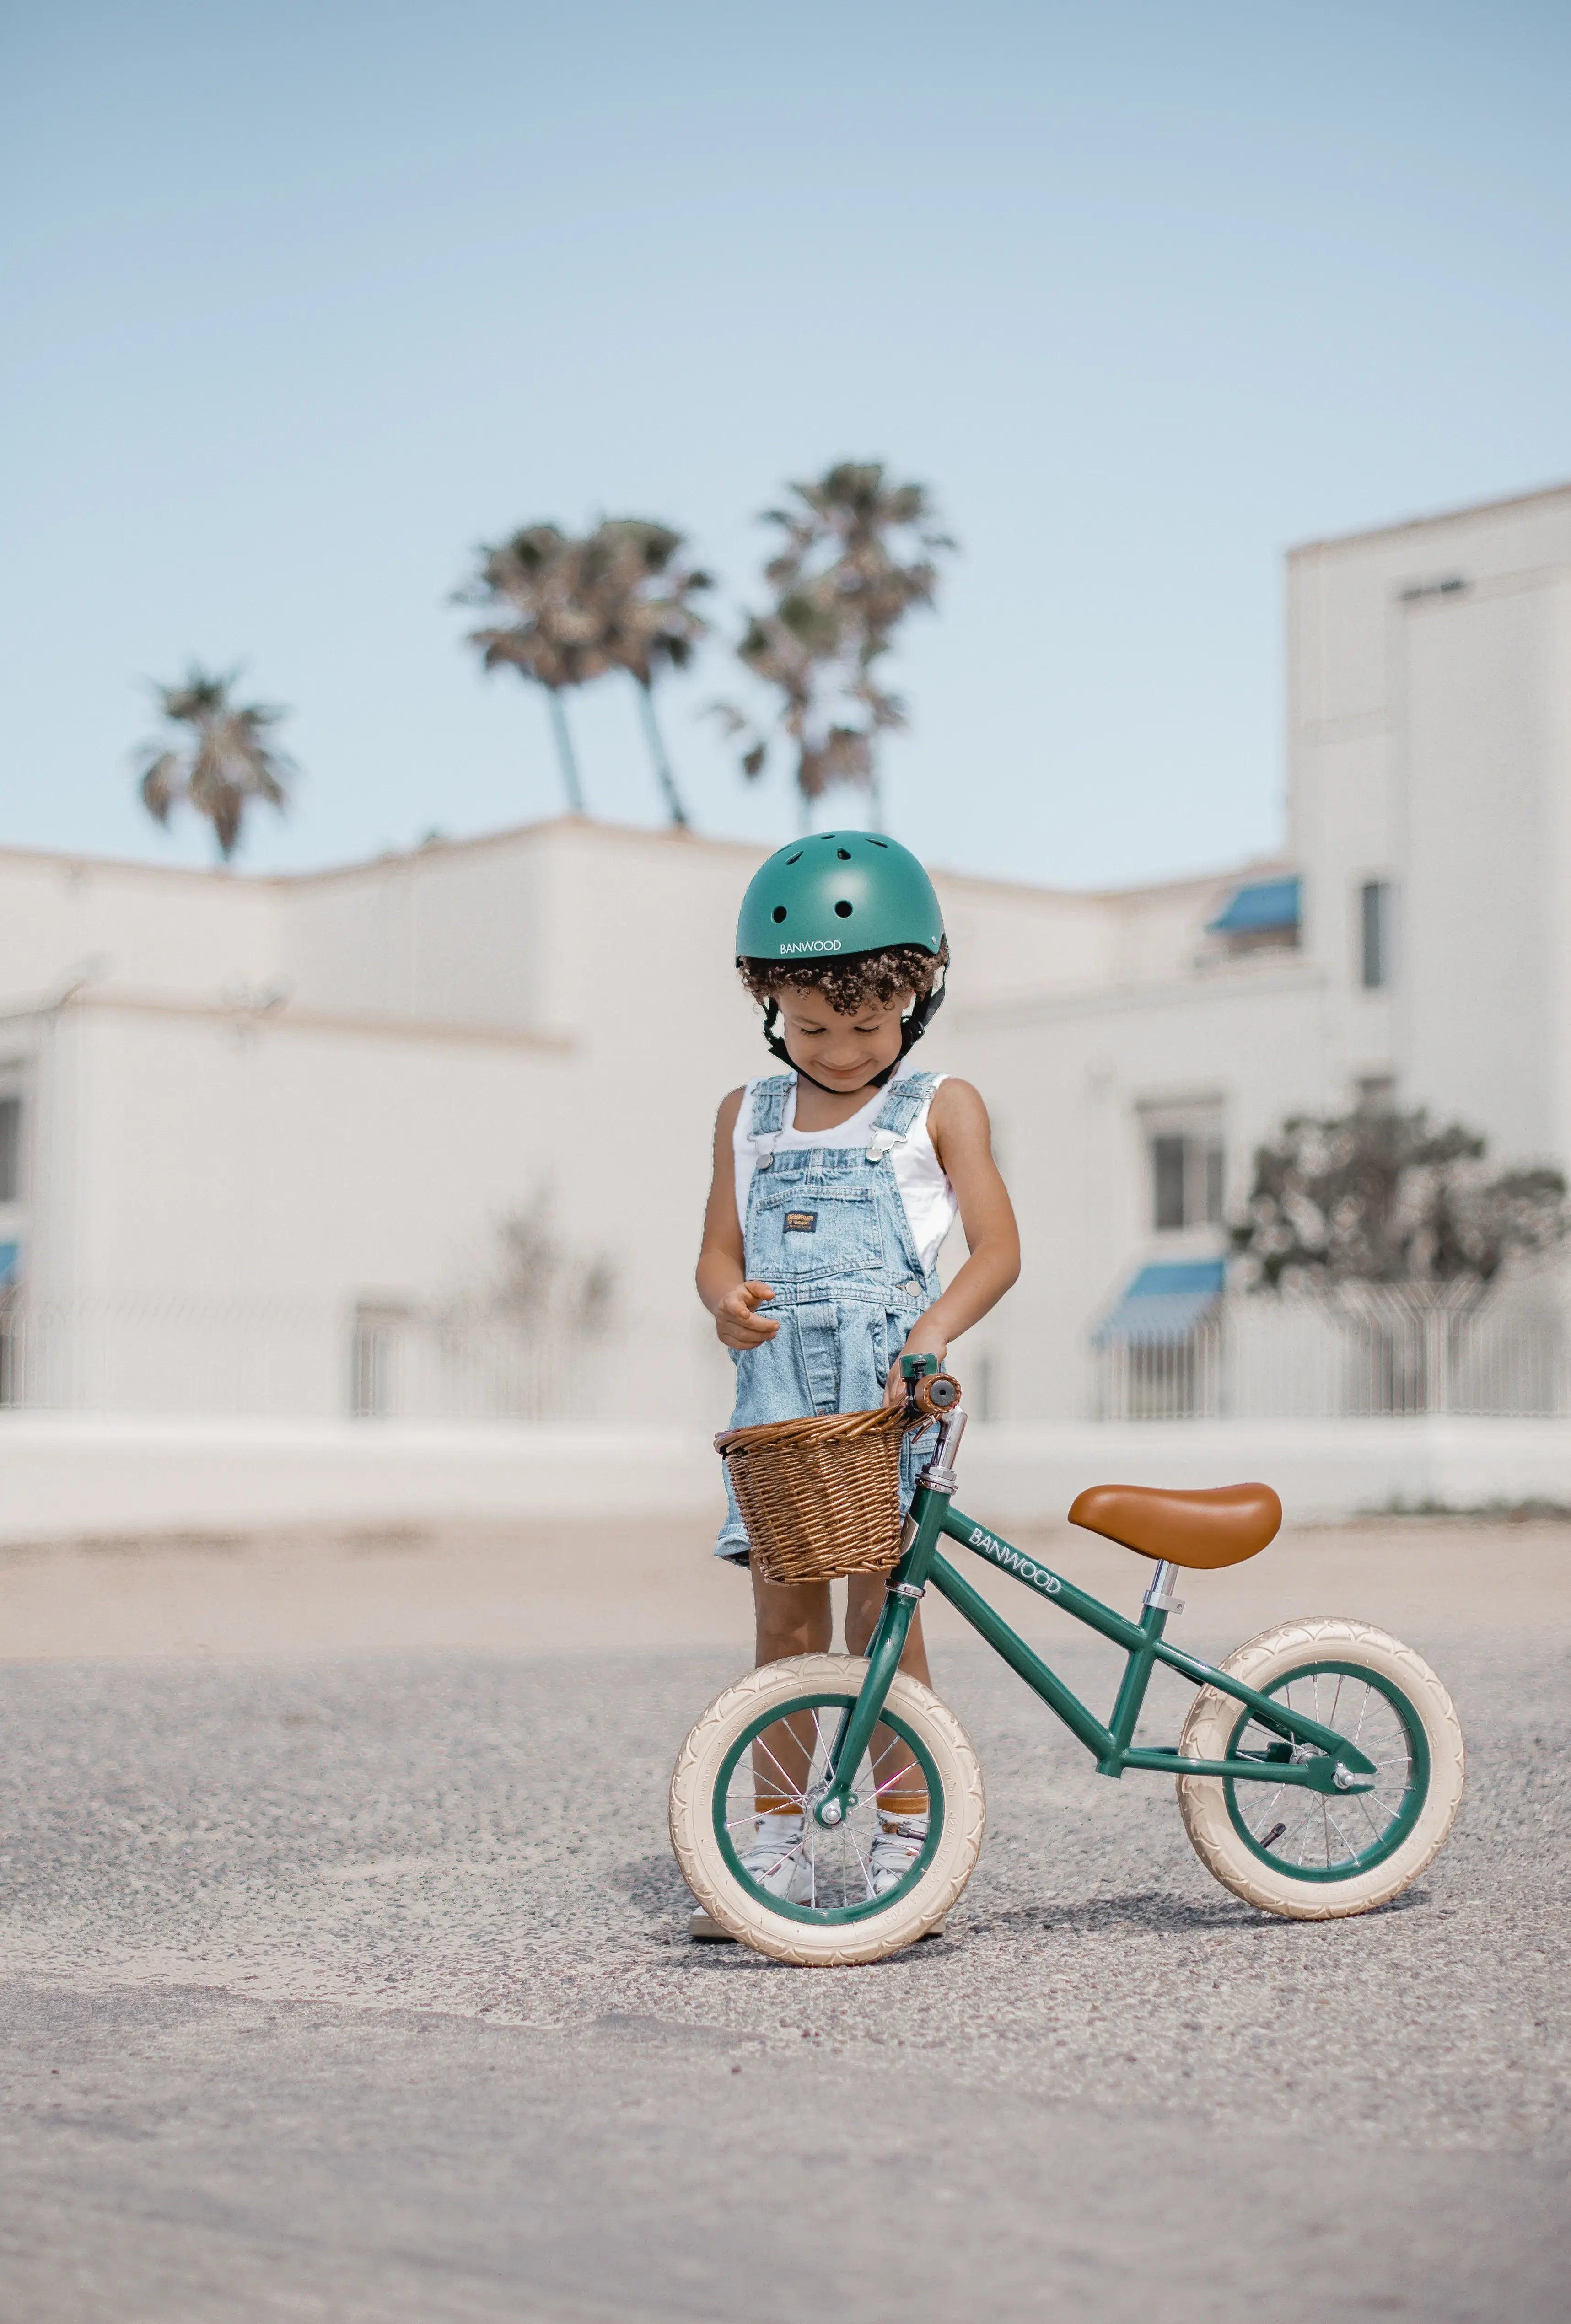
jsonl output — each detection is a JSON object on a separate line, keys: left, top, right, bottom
{"left": 748, "top": 1184, "right": 886, "bottom": 1284}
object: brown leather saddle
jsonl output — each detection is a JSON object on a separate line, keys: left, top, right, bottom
{"left": 1068, "top": 1482, "right": 1282, "bottom": 1570}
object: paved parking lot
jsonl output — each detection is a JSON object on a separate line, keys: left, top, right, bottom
{"left": 0, "top": 1516, "right": 1566, "bottom": 2320}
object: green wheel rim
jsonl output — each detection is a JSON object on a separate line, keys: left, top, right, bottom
{"left": 713, "top": 1692, "right": 944, "bottom": 1926}
{"left": 1223, "top": 1660, "right": 1430, "bottom": 1884}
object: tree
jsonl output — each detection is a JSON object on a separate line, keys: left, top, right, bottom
{"left": 458, "top": 524, "right": 611, "bottom": 816}
{"left": 587, "top": 519, "right": 711, "bottom": 830}
{"left": 712, "top": 459, "right": 954, "bottom": 821}
{"left": 490, "top": 1190, "right": 617, "bottom": 1339}
{"left": 136, "top": 666, "right": 294, "bottom": 861}
{"left": 436, "top": 1189, "right": 617, "bottom": 1346}
{"left": 1232, "top": 1105, "right": 1570, "bottom": 1296}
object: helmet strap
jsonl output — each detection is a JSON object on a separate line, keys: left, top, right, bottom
{"left": 760, "top": 970, "right": 947, "bottom": 1094}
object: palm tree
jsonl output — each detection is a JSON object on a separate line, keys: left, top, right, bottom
{"left": 136, "top": 665, "right": 294, "bottom": 860}
{"left": 713, "top": 460, "right": 954, "bottom": 822}
{"left": 457, "top": 524, "right": 613, "bottom": 815}
{"left": 588, "top": 519, "right": 711, "bottom": 829}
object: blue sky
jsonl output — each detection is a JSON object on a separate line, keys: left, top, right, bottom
{"left": 3, "top": 0, "right": 1568, "bottom": 888}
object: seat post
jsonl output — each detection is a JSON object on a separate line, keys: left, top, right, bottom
{"left": 1142, "top": 1558, "right": 1185, "bottom": 1616}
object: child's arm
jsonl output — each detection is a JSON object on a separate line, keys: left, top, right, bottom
{"left": 884, "top": 1079, "right": 1020, "bottom": 1401}
{"left": 696, "top": 1089, "right": 781, "bottom": 1350}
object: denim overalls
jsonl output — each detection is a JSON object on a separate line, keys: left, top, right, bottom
{"left": 716, "top": 1070, "right": 944, "bottom": 1563}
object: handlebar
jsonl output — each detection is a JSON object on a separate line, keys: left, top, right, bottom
{"left": 902, "top": 1352, "right": 962, "bottom": 1420}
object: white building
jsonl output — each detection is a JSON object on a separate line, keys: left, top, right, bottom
{"left": 2, "top": 478, "right": 1569, "bottom": 1431}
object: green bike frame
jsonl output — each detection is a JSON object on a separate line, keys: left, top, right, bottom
{"left": 814, "top": 1439, "right": 1377, "bottom": 1831}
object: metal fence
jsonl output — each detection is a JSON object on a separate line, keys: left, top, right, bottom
{"left": 7, "top": 1283, "right": 1566, "bottom": 1429}
{"left": 1093, "top": 1283, "right": 1571, "bottom": 1422}
{"left": 0, "top": 1293, "right": 635, "bottom": 1425}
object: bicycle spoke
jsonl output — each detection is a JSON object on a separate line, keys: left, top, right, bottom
{"left": 845, "top": 1826, "right": 876, "bottom": 1904}
{"left": 1324, "top": 1803, "right": 1361, "bottom": 1861}
{"left": 1355, "top": 1792, "right": 1387, "bottom": 1843}
{"left": 1227, "top": 1662, "right": 1421, "bottom": 1877}
{"left": 725, "top": 1695, "right": 937, "bottom": 1921}
{"left": 751, "top": 1737, "right": 808, "bottom": 1802}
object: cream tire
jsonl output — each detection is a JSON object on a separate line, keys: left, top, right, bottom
{"left": 669, "top": 1654, "right": 985, "bottom": 1966}
{"left": 1176, "top": 1618, "right": 1465, "bottom": 1920}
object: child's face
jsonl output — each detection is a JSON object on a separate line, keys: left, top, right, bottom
{"left": 772, "top": 984, "right": 913, "bottom": 1091}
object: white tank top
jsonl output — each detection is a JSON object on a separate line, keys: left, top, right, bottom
{"left": 732, "top": 1072, "right": 958, "bottom": 1276}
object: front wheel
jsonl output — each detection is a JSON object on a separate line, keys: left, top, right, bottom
{"left": 1176, "top": 1618, "right": 1465, "bottom": 1919}
{"left": 669, "top": 1654, "right": 985, "bottom": 1964}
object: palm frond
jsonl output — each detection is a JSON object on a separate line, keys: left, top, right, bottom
{"left": 133, "top": 662, "right": 294, "bottom": 860}
{"left": 138, "top": 749, "right": 178, "bottom": 825}
{"left": 731, "top": 460, "right": 955, "bottom": 811}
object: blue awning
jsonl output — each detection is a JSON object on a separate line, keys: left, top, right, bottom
{"left": 1093, "top": 1258, "right": 1225, "bottom": 1346}
{"left": 0, "top": 1243, "right": 17, "bottom": 1288}
{"left": 1207, "top": 875, "right": 1300, "bottom": 935}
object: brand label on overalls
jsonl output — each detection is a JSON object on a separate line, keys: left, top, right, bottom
{"left": 784, "top": 1212, "right": 818, "bottom": 1232}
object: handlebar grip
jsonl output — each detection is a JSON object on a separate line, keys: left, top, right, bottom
{"left": 912, "top": 1371, "right": 961, "bottom": 1418}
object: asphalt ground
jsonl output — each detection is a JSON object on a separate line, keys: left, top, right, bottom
{"left": 0, "top": 1516, "right": 1567, "bottom": 2322}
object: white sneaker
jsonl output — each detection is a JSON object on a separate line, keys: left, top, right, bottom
{"left": 870, "top": 1815, "right": 928, "bottom": 1895}
{"left": 738, "top": 1814, "right": 813, "bottom": 1904}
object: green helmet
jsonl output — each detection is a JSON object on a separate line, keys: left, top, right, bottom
{"left": 736, "top": 831, "right": 948, "bottom": 1079}
{"left": 735, "top": 831, "right": 945, "bottom": 964}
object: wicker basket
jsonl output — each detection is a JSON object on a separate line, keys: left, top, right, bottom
{"left": 716, "top": 1403, "right": 925, "bottom": 1584}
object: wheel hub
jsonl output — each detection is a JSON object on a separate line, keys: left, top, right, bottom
{"left": 810, "top": 1782, "right": 857, "bottom": 1828}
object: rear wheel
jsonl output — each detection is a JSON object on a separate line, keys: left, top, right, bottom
{"left": 669, "top": 1654, "right": 985, "bottom": 1964}
{"left": 1176, "top": 1618, "right": 1464, "bottom": 1919}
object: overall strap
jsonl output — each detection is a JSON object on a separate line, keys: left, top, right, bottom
{"left": 747, "top": 1074, "right": 796, "bottom": 1139}
{"left": 865, "top": 1070, "right": 938, "bottom": 1157}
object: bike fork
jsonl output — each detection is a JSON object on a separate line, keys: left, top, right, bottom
{"left": 815, "top": 1410, "right": 967, "bottom": 1827}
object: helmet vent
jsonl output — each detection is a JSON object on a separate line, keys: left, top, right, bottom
{"left": 772, "top": 906, "right": 787, "bottom": 923}
{"left": 834, "top": 900, "right": 853, "bottom": 918}
{"left": 869, "top": 838, "right": 888, "bottom": 847}
{"left": 836, "top": 848, "right": 851, "bottom": 860}
{"left": 786, "top": 852, "right": 801, "bottom": 864}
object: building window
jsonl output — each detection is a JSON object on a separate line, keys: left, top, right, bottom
{"left": 1360, "top": 881, "right": 1393, "bottom": 990}
{"left": 0, "top": 1096, "right": 19, "bottom": 1205}
{"left": 350, "top": 1304, "right": 406, "bottom": 1419}
{"left": 1142, "top": 1104, "right": 1225, "bottom": 1233}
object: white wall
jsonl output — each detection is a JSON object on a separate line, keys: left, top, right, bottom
{"left": 0, "top": 847, "right": 280, "bottom": 1004}
{"left": 6, "top": 819, "right": 1238, "bottom": 1428}
{"left": 1289, "top": 481, "right": 1571, "bottom": 1133}
{"left": 4, "top": 1410, "right": 1566, "bottom": 1544}
{"left": 958, "top": 962, "right": 1332, "bottom": 1420}
{"left": 280, "top": 827, "right": 567, "bottom": 1035}
{"left": 1399, "top": 574, "right": 1571, "bottom": 1161}
{"left": 7, "top": 481, "right": 1571, "bottom": 1436}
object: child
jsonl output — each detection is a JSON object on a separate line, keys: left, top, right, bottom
{"left": 694, "top": 831, "right": 1020, "bottom": 1928}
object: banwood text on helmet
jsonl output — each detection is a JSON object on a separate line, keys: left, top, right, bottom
{"left": 736, "top": 830, "right": 947, "bottom": 1074}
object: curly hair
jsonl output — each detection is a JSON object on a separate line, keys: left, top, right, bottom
{"left": 737, "top": 941, "right": 947, "bottom": 1016}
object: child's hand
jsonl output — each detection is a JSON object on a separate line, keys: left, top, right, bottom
{"left": 715, "top": 1280, "right": 780, "bottom": 1350}
{"left": 883, "top": 1328, "right": 949, "bottom": 1406}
